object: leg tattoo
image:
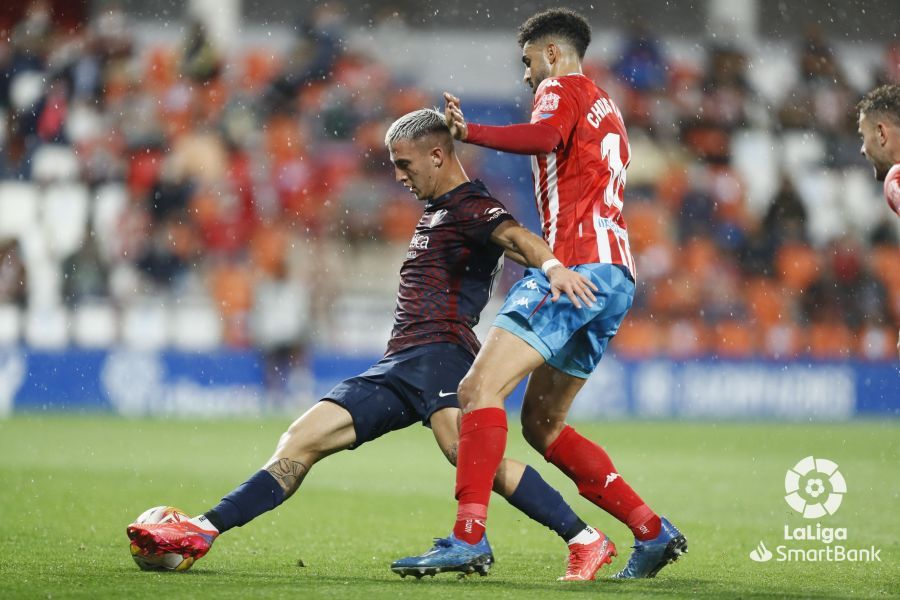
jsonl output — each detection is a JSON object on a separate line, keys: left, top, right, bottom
{"left": 264, "top": 458, "right": 309, "bottom": 499}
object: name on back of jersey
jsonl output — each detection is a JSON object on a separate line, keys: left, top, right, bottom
{"left": 586, "top": 97, "right": 623, "bottom": 129}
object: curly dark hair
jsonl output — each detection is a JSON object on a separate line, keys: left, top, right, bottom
{"left": 517, "top": 8, "right": 592, "bottom": 59}
{"left": 857, "top": 84, "right": 900, "bottom": 125}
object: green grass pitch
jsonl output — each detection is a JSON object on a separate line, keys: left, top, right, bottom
{"left": 0, "top": 415, "right": 897, "bottom": 598}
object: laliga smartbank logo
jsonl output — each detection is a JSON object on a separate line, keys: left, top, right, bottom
{"left": 783, "top": 456, "right": 845, "bottom": 518}
{"left": 749, "top": 456, "right": 881, "bottom": 564}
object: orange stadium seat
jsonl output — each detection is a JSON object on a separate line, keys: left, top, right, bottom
{"left": 625, "top": 202, "right": 669, "bottom": 252}
{"left": 144, "top": 46, "right": 178, "bottom": 93}
{"left": 713, "top": 320, "right": 757, "bottom": 358}
{"left": 682, "top": 236, "right": 718, "bottom": 278}
{"left": 659, "top": 274, "right": 703, "bottom": 316}
{"left": 775, "top": 243, "right": 820, "bottom": 291}
{"left": 211, "top": 263, "right": 253, "bottom": 316}
{"left": 380, "top": 198, "right": 423, "bottom": 243}
{"left": 807, "top": 322, "right": 855, "bottom": 359}
{"left": 249, "top": 222, "right": 289, "bottom": 278}
{"left": 870, "top": 245, "right": 900, "bottom": 292}
{"left": 265, "top": 116, "right": 305, "bottom": 163}
{"left": 160, "top": 106, "right": 193, "bottom": 140}
{"left": 241, "top": 48, "right": 281, "bottom": 91}
{"left": 745, "top": 277, "right": 786, "bottom": 326}
{"left": 210, "top": 263, "right": 254, "bottom": 347}
{"left": 611, "top": 317, "right": 663, "bottom": 358}
{"left": 655, "top": 165, "right": 690, "bottom": 210}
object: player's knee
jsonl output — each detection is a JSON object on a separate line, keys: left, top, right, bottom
{"left": 521, "top": 421, "right": 547, "bottom": 452}
{"left": 457, "top": 374, "right": 481, "bottom": 412}
{"left": 279, "top": 421, "right": 326, "bottom": 463}
{"left": 521, "top": 415, "right": 564, "bottom": 454}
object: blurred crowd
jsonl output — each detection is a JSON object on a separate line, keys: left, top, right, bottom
{"left": 599, "top": 25, "right": 899, "bottom": 360}
{"left": 0, "top": 3, "right": 898, "bottom": 361}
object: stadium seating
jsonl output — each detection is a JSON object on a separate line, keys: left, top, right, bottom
{"left": 0, "top": 305, "right": 22, "bottom": 346}
{"left": 24, "top": 305, "right": 69, "bottom": 349}
{"left": 72, "top": 303, "right": 119, "bottom": 348}
{"left": 0, "top": 10, "right": 895, "bottom": 361}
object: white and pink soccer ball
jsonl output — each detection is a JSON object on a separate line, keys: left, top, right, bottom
{"left": 129, "top": 506, "right": 194, "bottom": 572}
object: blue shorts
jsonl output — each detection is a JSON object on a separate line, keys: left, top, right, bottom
{"left": 321, "top": 343, "right": 472, "bottom": 448}
{"left": 494, "top": 263, "right": 635, "bottom": 379}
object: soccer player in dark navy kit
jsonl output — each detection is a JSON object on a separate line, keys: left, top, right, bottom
{"left": 128, "top": 108, "right": 613, "bottom": 580}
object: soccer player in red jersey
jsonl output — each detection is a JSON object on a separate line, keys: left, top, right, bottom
{"left": 857, "top": 83, "right": 900, "bottom": 358}
{"left": 128, "top": 108, "right": 616, "bottom": 580}
{"left": 395, "top": 9, "right": 686, "bottom": 580}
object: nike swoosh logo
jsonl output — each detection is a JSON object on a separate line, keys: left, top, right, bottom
{"left": 438, "top": 391, "right": 456, "bottom": 397}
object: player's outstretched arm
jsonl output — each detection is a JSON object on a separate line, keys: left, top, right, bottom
{"left": 490, "top": 221, "right": 597, "bottom": 308}
{"left": 503, "top": 248, "right": 529, "bottom": 266}
{"left": 443, "top": 91, "right": 561, "bottom": 155}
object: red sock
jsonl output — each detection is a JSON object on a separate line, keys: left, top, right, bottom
{"left": 545, "top": 425, "right": 661, "bottom": 541}
{"left": 453, "top": 407, "right": 508, "bottom": 544}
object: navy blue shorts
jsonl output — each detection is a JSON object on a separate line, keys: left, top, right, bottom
{"left": 321, "top": 343, "right": 473, "bottom": 448}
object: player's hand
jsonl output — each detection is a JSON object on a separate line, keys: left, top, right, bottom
{"left": 547, "top": 265, "right": 598, "bottom": 309}
{"left": 443, "top": 92, "right": 468, "bottom": 140}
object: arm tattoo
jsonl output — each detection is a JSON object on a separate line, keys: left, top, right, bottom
{"left": 264, "top": 458, "right": 309, "bottom": 499}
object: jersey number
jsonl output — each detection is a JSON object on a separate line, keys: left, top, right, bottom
{"left": 601, "top": 133, "right": 628, "bottom": 211}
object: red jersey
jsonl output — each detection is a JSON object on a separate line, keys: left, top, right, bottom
{"left": 885, "top": 163, "right": 900, "bottom": 217}
{"left": 529, "top": 74, "right": 636, "bottom": 277}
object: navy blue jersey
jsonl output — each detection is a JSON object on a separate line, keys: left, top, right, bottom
{"left": 386, "top": 180, "right": 516, "bottom": 358}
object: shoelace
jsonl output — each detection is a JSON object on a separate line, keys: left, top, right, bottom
{"left": 431, "top": 537, "right": 454, "bottom": 550}
{"left": 564, "top": 545, "right": 591, "bottom": 576}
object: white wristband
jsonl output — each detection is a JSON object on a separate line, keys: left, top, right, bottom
{"left": 541, "top": 258, "right": 563, "bottom": 275}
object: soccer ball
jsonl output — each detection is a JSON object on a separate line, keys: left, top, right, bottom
{"left": 129, "top": 506, "right": 195, "bottom": 572}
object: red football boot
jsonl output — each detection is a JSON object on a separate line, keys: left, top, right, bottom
{"left": 127, "top": 520, "right": 218, "bottom": 560}
{"left": 559, "top": 530, "right": 617, "bottom": 581}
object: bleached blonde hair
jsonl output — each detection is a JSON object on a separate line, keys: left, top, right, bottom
{"left": 384, "top": 108, "right": 451, "bottom": 147}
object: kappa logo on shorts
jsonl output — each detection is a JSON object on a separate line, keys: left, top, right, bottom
{"left": 513, "top": 296, "right": 531, "bottom": 309}
{"left": 525, "top": 279, "right": 539, "bottom": 291}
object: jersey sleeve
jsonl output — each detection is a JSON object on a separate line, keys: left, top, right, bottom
{"left": 453, "top": 196, "right": 517, "bottom": 245}
{"left": 530, "top": 77, "right": 580, "bottom": 144}
{"left": 885, "top": 163, "right": 900, "bottom": 217}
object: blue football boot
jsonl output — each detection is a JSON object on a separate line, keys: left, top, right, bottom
{"left": 391, "top": 533, "right": 494, "bottom": 578}
{"left": 613, "top": 517, "right": 687, "bottom": 579}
